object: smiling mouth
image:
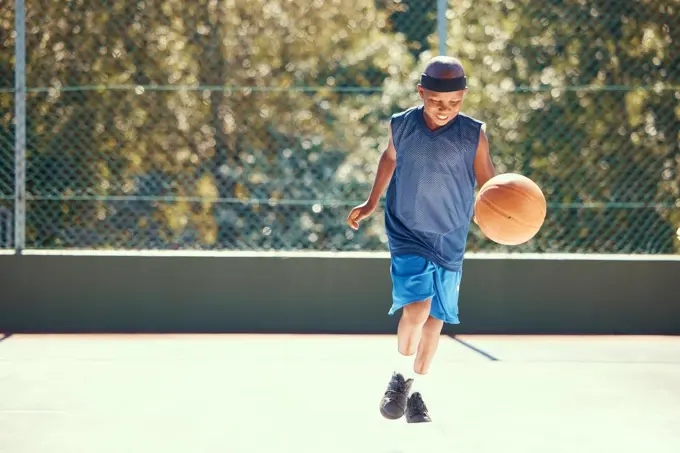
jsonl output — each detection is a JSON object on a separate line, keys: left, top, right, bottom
{"left": 436, "top": 115, "right": 449, "bottom": 121}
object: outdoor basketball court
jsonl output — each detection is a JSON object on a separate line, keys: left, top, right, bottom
{"left": 1, "top": 333, "right": 679, "bottom": 452}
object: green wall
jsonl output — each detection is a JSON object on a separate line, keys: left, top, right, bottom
{"left": 1, "top": 253, "right": 679, "bottom": 334}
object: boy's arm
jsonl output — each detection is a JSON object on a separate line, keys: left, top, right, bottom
{"left": 472, "top": 129, "right": 496, "bottom": 225}
{"left": 366, "top": 125, "right": 397, "bottom": 208}
{"left": 473, "top": 129, "right": 495, "bottom": 188}
{"left": 346, "top": 125, "right": 397, "bottom": 230}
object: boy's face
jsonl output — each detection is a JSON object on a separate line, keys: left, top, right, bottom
{"left": 418, "top": 86, "right": 467, "bottom": 127}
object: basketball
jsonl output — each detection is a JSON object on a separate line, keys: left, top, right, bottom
{"left": 474, "top": 173, "right": 547, "bottom": 245}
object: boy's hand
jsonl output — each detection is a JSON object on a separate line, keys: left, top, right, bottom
{"left": 346, "top": 201, "right": 377, "bottom": 230}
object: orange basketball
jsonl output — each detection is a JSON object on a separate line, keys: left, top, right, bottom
{"left": 474, "top": 173, "right": 547, "bottom": 245}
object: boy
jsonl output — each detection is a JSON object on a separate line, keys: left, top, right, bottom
{"left": 346, "top": 56, "right": 496, "bottom": 423}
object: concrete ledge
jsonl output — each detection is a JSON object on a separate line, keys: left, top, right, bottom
{"left": 1, "top": 253, "right": 679, "bottom": 334}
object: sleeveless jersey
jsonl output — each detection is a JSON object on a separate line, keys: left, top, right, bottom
{"left": 384, "top": 105, "right": 484, "bottom": 272}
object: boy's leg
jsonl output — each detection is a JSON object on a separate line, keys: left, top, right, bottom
{"left": 380, "top": 255, "right": 435, "bottom": 420}
{"left": 390, "top": 254, "right": 436, "bottom": 359}
{"left": 414, "top": 315, "right": 445, "bottom": 375}
{"left": 396, "top": 316, "right": 442, "bottom": 424}
{"left": 404, "top": 267, "right": 462, "bottom": 424}
{"left": 397, "top": 299, "right": 431, "bottom": 356}
{"left": 380, "top": 300, "right": 431, "bottom": 420}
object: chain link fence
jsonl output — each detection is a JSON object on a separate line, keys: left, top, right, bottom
{"left": 0, "top": 3, "right": 14, "bottom": 249}
{"left": 1, "top": 0, "right": 678, "bottom": 253}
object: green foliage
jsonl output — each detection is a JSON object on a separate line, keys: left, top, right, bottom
{"left": 0, "top": 0, "right": 677, "bottom": 253}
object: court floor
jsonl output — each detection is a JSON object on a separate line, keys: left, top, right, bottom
{"left": 1, "top": 333, "right": 679, "bottom": 453}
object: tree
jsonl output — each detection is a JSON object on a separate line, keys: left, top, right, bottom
{"left": 381, "top": 0, "right": 679, "bottom": 253}
{"left": 13, "top": 0, "right": 414, "bottom": 249}
{"left": 3, "top": 0, "right": 676, "bottom": 253}
{"left": 505, "top": 0, "right": 678, "bottom": 253}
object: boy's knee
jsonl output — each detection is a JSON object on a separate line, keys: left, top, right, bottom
{"left": 402, "top": 300, "right": 431, "bottom": 325}
{"left": 422, "top": 316, "right": 444, "bottom": 336}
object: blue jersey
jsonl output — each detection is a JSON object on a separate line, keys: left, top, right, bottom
{"left": 384, "top": 105, "right": 484, "bottom": 272}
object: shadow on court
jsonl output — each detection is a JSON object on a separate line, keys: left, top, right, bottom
{"left": 449, "top": 334, "right": 500, "bottom": 361}
{"left": 1, "top": 334, "right": 679, "bottom": 453}
{"left": 0, "top": 333, "right": 11, "bottom": 343}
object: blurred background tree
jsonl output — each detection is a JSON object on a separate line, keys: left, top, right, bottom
{"left": 0, "top": 0, "right": 676, "bottom": 252}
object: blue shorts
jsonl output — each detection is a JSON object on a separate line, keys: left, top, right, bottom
{"left": 388, "top": 254, "right": 463, "bottom": 325}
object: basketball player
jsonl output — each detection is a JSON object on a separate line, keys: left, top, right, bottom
{"left": 346, "top": 56, "right": 496, "bottom": 423}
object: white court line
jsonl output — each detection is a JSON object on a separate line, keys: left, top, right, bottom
{"left": 10, "top": 248, "right": 680, "bottom": 261}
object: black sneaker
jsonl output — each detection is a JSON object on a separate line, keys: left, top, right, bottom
{"left": 405, "top": 392, "right": 432, "bottom": 423}
{"left": 379, "top": 372, "right": 413, "bottom": 420}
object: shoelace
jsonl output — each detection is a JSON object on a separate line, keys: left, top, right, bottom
{"left": 409, "top": 396, "right": 428, "bottom": 414}
{"left": 386, "top": 377, "right": 407, "bottom": 395}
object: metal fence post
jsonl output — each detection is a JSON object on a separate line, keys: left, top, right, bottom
{"left": 14, "top": 0, "right": 27, "bottom": 254}
{"left": 437, "top": 0, "right": 447, "bottom": 56}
